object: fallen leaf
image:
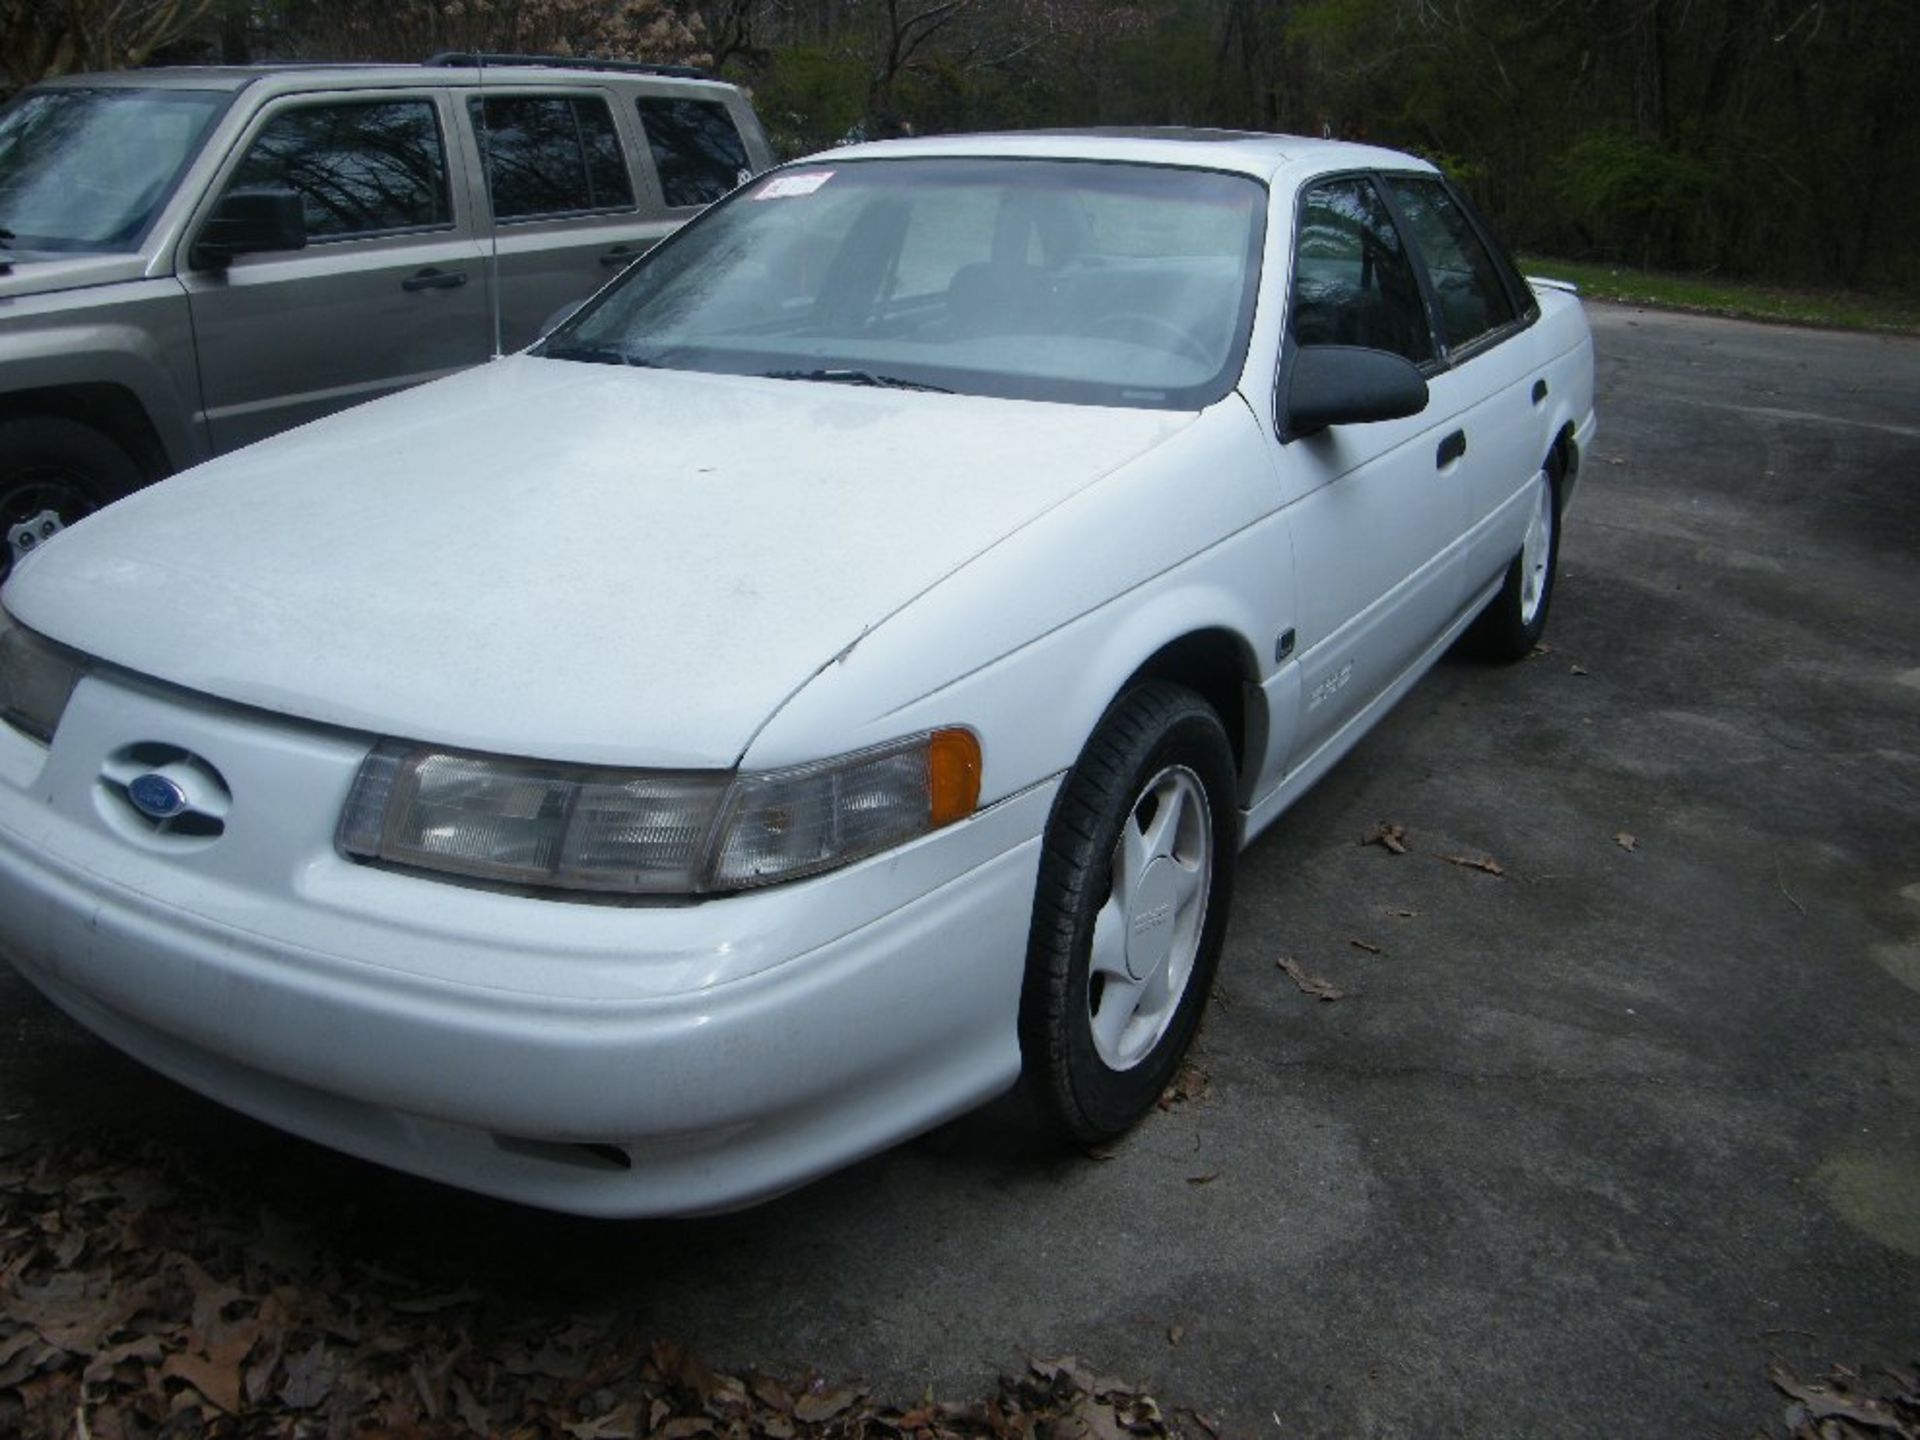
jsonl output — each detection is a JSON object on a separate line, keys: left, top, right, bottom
{"left": 1185, "top": 1173, "right": 1219, "bottom": 1187}
{"left": 1156, "top": 1063, "right": 1210, "bottom": 1110}
{"left": 161, "top": 1350, "right": 242, "bottom": 1414}
{"left": 1439, "top": 853, "right": 1506, "bottom": 876}
{"left": 1277, "top": 956, "right": 1346, "bottom": 1001}
{"left": 1362, "top": 821, "right": 1408, "bottom": 855}
{"left": 1166, "top": 1326, "right": 1183, "bottom": 1346}
{"left": 1614, "top": 832, "right": 1638, "bottom": 852}
{"left": 793, "top": 1386, "right": 861, "bottom": 1423}
{"left": 1528, "top": 643, "right": 1553, "bottom": 659}
{"left": 1570, "top": 663, "right": 1590, "bottom": 675}
{"left": 1348, "top": 938, "right": 1383, "bottom": 955}
{"left": 388, "top": 1287, "right": 480, "bottom": 1314}
{"left": 277, "top": 1338, "right": 334, "bottom": 1411}
{"left": 1386, "top": 907, "right": 1417, "bottom": 918}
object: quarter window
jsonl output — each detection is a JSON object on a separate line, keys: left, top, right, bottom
{"left": 469, "top": 95, "right": 634, "bottom": 220}
{"left": 1289, "top": 178, "right": 1434, "bottom": 365}
{"left": 1384, "top": 176, "right": 1518, "bottom": 352}
{"left": 227, "top": 100, "right": 450, "bottom": 240}
{"left": 636, "top": 97, "right": 751, "bottom": 208}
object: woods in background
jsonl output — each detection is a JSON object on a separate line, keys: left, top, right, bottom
{"left": 5, "top": 0, "right": 1915, "bottom": 291}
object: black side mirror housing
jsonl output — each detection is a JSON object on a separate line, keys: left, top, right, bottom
{"left": 191, "top": 187, "right": 308, "bottom": 270}
{"left": 1282, "top": 344, "right": 1429, "bottom": 440}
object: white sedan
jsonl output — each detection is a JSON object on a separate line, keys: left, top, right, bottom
{"left": 0, "top": 130, "right": 1594, "bottom": 1216}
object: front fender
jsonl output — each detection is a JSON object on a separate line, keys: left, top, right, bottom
{"left": 742, "top": 397, "right": 1296, "bottom": 811}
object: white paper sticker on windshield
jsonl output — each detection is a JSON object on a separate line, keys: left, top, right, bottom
{"left": 754, "top": 171, "right": 834, "bottom": 200}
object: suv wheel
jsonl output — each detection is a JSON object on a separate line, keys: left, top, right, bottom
{"left": 0, "top": 417, "right": 144, "bottom": 583}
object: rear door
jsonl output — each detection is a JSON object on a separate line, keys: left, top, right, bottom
{"left": 462, "top": 88, "right": 673, "bottom": 351}
{"left": 1271, "top": 174, "right": 1469, "bottom": 765}
{"left": 181, "top": 89, "right": 491, "bottom": 453}
{"left": 1378, "top": 174, "right": 1548, "bottom": 596}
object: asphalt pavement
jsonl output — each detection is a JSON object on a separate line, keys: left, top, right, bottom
{"left": 2, "top": 303, "right": 1916, "bottom": 1437}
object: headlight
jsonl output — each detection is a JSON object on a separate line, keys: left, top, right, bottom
{"left": 338, "top": 728, "right": 982, "bottom": 896}
{"left": 0, "top": 605, "right": 87, "bottom": 744}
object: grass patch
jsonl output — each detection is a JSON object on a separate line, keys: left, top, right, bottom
{"left": 1516, "top": 255, "right": 1920, "bottom": 335}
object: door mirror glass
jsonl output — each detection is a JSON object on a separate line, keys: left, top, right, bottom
{"left": 191, "top": 186, "right": 307, "bottom": 268}
{"left": 1284, "top": 344, "right": 1428, "bottom": 439}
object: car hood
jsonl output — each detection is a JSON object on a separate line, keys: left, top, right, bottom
{"left": 0, "top": 250, "right": 149, "bottom": 298}
{"left": 5, "top": 356, "right": 1194, "bottom": 768}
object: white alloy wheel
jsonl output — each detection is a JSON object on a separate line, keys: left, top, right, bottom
{"left": 1518, "top": 477, "right": 1555, "bottom": 627}
{"left": 1086, "top": 764, "right": 1213, "bottom": 1070}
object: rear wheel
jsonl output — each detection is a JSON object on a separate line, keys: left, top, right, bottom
{"left": 0, "top": 417, "right": 142, "bottom": 583}
{"left": 1020, "top": 682, "right": 1238, "bottom": 1143}
{"left": 1469, "top": 461, "right": 1560, "bottom": 661}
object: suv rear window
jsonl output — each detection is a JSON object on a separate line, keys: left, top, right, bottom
{"left": 470, "top": 95, "right": 634, "bottom": 220}
{"left": 635, "top": 97, "right": 750, "bottom": 208}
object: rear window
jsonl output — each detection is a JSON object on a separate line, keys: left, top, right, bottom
{"left": 635, "top": 97, "right": 751, "bottom": 208}
{"left": 470, "top": 95, "right": 634, "bottom": 220}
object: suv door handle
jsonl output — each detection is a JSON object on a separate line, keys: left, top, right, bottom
{"left": 599, "top": 245, "right": 639, "bottom": 268}
{"left": 401, "top": 267, "right": 467, "bottom": 292}
{"left": 1436, "top": 429, "right": 1467, "bottom": 468}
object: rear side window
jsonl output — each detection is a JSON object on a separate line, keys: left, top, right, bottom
{"left": 636, "top": 96, "right": 751, "bottom": 208}
{"left": 470, "top": 95, "right": 634, "bottom": 220}
{"left": 229, "top": 100, "right": 449, "bottom": 240}
{"left": 1383, "top": 176, "right": 1518, "bottom": 352}
{"left": 1290, "top": 177, "right": 1434, "bottom": 366}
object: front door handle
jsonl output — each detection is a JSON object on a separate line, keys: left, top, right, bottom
{"left": 599, "top": 245, "right": 640, "bottom": 268}
{"left": 402, "top": 267, "right": 467, "bottom": 292}
{"left": 1436, "top": 429, "right": 1467, "bottom": 468}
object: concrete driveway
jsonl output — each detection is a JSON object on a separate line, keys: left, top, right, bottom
{"left": 3, "top": 303, "right": 1916, "bottom": 1437}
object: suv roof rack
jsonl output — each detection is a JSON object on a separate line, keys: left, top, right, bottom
{"left": 423, "top": 52, "right": 714, "bottom": 81}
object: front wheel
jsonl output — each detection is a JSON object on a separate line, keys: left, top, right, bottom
{"left": 1468, "top": 464, "right": 1560, "bottom": 661}
{"left": 1020, "top": 682, "right": 1238, "bottom": 1143}
{"left": 0, "top": 416, "right": 144, "bottom": 584}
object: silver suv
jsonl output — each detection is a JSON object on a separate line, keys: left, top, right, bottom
{"left": 0, "top": 55, "right": 772, "bottom": 575}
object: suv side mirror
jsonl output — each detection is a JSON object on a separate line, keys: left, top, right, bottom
{"left": 191, "top": 187, "right": 307, "bottom": 270}
{"left": 1282, "top": 344, "right": 1429, "bottom": 440}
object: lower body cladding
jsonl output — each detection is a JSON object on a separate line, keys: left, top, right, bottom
{"left": 0, "top": 683, "right": 1054, "bottom": 1217}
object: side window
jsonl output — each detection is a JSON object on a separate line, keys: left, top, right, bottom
{"left": 469, "top": 95, "right": 635, "bottom": 220}
{"left": 1383, "top": 176, "right": 1518, "bottom": 352}
{"left": 636, "top": 97, "right": 751, "bottom": 209}
{"left": 1289, "top": 177, "right": 1433, "bottom": 365}
{"left": 227, "top": 100, "right": 450, "bottom": 240}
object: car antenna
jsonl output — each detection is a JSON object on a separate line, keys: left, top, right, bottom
{"left": 477, "top": 52, "right": 503, "bottom": 357}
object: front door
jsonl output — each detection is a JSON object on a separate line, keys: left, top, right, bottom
{"left": 1270, "top": 174, "right": 1471, "bottom": 766}
{"left": 181, "top": 91, "right": 491, "bottom": 454}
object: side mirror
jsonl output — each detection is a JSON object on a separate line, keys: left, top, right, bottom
{"left": 191, "top": 187, "right": 307, "bottom": 270}
{"left": 1282, "top": 344, "right": 1429, "bottom": 440}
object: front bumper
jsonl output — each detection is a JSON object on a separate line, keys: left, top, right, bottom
{"left": 0, "top": 666, "right": 1053, "bottom": 1216}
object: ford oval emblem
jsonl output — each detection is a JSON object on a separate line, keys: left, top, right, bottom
{"left": 127, "top": 773, "right": 190, "bottom": 821}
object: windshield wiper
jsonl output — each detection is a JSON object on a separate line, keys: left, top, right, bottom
{"left": 540, "top": 343, "right": 657, "bottom": 367}
{"left": 761, "top": 367, "right": 951, "bottom": 394}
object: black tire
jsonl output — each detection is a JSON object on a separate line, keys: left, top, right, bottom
{"left": 1020, "top": 682, "right": 1239, "bottom": 1143}
{"left": 1467, "top": 459, "right": 1562, "bottom": 662}
{"left": 0, "top": 416, "right": 143, "bottom": 583}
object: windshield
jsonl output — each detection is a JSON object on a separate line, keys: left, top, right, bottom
{"left": 545, "top": 157, "right": 1267, "bottom": 409}
{"left": 0, "top": 87, "right": 227, "bottom": 252}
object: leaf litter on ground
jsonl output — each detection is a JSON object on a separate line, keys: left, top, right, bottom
{"left": 1770, "top": 1356, "right": 1920, "bottom": 1438}
{"left": 1362, "top": 822, "right": 1408, "bottom": 855}
{"left": 1438, "top": 853, "right": 1506, "bottom": 877}
{"left": 0, "top": 1141, "right": 1195, "bottom": 1439}
{"left": 1277, "top": 957, "right": 1347, "bottom": 1002}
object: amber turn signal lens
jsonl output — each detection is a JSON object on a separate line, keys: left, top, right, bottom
{"left": 927, "top": 727, "right": 982, "bottom": 827}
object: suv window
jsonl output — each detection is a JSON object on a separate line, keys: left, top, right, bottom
{"left": 635, "top": 97, "right": 750, "bottom": 208}
{"left": 1384, "top": 176, "right": 1518, "bottom": 352}
{"left": 228, "top": 99, "right": 450, "bottom": 241}
{"left": 1290, "top": 177, "right": 1433, "bottom": 365}
{"left": 469, "top": 95, "right": 634, "bottom": 220}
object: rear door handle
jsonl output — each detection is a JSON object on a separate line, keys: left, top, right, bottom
{"left": 1531, "top": 377, "right": 1549, "bottom": 404}
{"left": 402, "top": 267, "right": 467, "bottom": 292}
{"left": 600, "top": 245, "right": 640, "bottom": 268}
{"left": 1436, "top": 429, "right": 1467, "bottom": 468}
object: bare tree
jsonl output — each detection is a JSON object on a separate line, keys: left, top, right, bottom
{"left": 0, "top": 0, "right": 212, "bottom": 87}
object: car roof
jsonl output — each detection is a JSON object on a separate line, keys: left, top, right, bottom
{"left": 34, "top": 62, "right": 738, "bottom": 94}
{"left": 820, "top": 128, "right": 1436, "bottom": 183}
